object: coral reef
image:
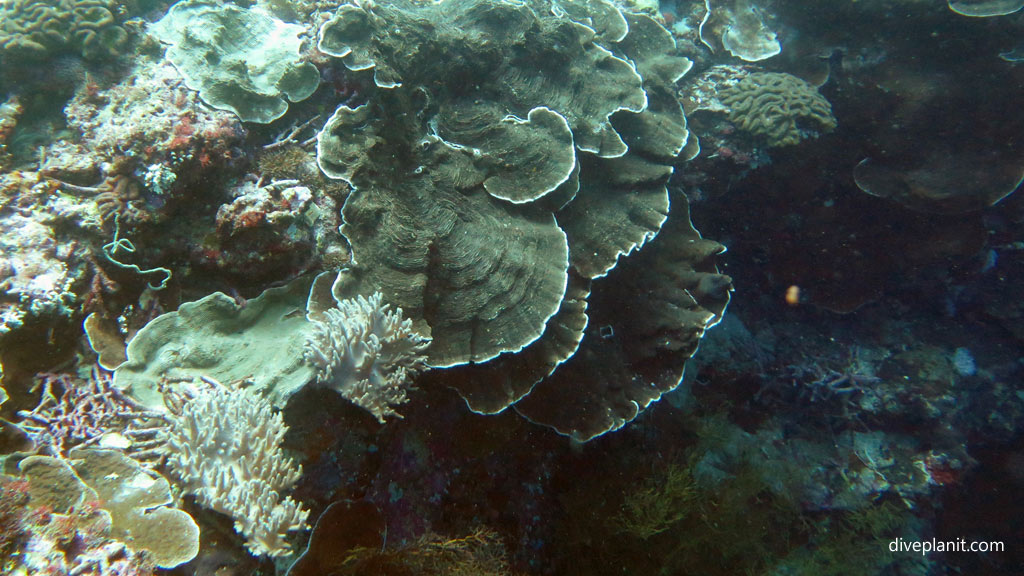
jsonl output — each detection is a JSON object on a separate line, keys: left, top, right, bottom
{"left": 161, "top": 381, "right": 308, "bottom": 557}
{"left": 717, "top": 71, "right": 837, "bottom": 147}
{"left": 1, "top": 0, "right": 1023, "bottom": 574}
{"left": 305, "top": 291, "right": 431, "bottom": 422}
{"left": 151, "top": 0, "right": 320, "bottom": 124}
{"left": 0, "top": 0, "right": 129, "bottom": 62}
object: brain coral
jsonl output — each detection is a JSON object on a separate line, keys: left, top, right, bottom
{"left": 719, "top": 71, "right": 836, "bottom": 147}
{"left": 316, "top": 0, "right": 732, "bottom": 438}
{"left": 0, "top": 0, "right": 128, "bottom": 61}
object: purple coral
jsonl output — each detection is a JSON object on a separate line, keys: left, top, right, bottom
{"left": 16, "top": 367, "right": 162, "bottom": 458}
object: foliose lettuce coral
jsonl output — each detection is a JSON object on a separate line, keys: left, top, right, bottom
{"left": 696, "top": 0, "right": 780, "bottom": 62}
{"left": 514, "top": 203, "right": 731, "bottom": 441}
{"left": 305, "top": 290, "right": 431, "bottom": 423}
{"left": 0, "top": 0, "right": 129, "bottom": 61}
{"left": 316, "top": 0, "right": 687, "bottom": 365}
{"left": 116, "top": 0, "right": 730, "bottom": 442}
{"left": 948, "top": 0, "right": 1024, "bottom": 17}
{"left": 151, "top": 0, "right": 320, "bottom": 123}
{"left": 161, "top": 382, "right": 309, "bottom": 557}
{"left": 315, "top": 0, "right": 730, "bottom": 438}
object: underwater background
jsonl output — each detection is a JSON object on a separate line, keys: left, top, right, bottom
{"left": 0, "top": 0, "right": 1022, "bottom": 574}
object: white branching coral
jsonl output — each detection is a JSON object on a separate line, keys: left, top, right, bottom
{"left": 161, "top": 383, "right": 308, "bottom": 557}
{"left": 305, "top": 291, "right": 431, "bottom": 422}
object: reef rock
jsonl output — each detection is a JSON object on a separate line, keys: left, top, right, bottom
{"left": 0, "top": 211, "right": 81, "bottom": 335}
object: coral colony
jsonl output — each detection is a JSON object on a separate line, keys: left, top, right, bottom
{"left": 0, "top": 0, "right": 1022, "bottom": 574}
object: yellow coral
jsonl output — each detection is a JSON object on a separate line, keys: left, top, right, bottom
{"left": 340, "top": 528, "right": 520, "bottom": 576}
{"left": 614, "top": 461, "right": 697, "bottom": 539}
{"left": 258, "top": 145, "right": 313, "bottom": 180}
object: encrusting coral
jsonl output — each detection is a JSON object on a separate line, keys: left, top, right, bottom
{"left": 305, "top": 291, "right": 431, "bottom": 422}
{"left": 108, "top": 0, "right": 729, "bottom": 442}
{"left": 112, "top": 276, "right": 316, "bottom": 411}
{"left": 160, "top": 380, "right": 309, "bottom": 557}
